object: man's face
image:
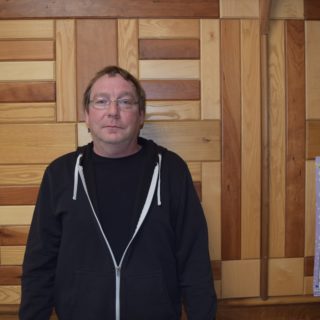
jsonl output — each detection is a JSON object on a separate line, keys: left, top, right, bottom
{"left": 85, "top": 74, "right": 145, "bottom": 156}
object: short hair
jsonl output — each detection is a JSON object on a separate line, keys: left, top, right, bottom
{"left": 83, "top": 65, "right": 146, "bottom": 114}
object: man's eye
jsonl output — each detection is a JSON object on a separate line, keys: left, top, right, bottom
{"left": 95, "top": 99, "right": 108, "bottom": 105}
{"left": 119, "top": 99, "right": 131, "bottom": 105}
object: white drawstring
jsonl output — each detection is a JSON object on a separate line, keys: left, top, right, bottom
{"left": 72, "top": 154, "right": 83, "bottom": 200}
{"left": 157, "top": 154, "right": 162, "bottom": 206}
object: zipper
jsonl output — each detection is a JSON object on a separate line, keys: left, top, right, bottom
{"left": 115, "top": 266, "right": 121, "bottom": 320}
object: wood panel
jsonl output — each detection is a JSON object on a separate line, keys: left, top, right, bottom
{"left": 76, "top": 19, "right": 117, "bottom": 121}
{"left": 0, "top": 1, "right": 219, "bottom": 18}
{"left": 307, "top": 120, "right": 320, "bottom": 159}
{"left": 221, "top": 19, "right": 241, "bottom": 260}
{"left": 0, "top": 267, "right": 22, "bottom": 285}
{"left": 0, "top": 40, "right": 54, "bottom": 61}
{"left": 186, "top": 162, "right": 201, "bottom": 182}
{"left": 0, "top": 124, "right": 76, "bottom": 164}
{"left": 1, "top": 246, "right": 25, "bottom": 265}
{"left": 0, "top": 165, "right": 45, "bottom": 185}
{"left": 139, "top": 60, "right": 200, "bottom": 80}
{"left": 56, "top": 20, "right": 77, "bottom": 122}
{"left": 269, "top": 20, "right": 286, "bottom": 258}
{"left": 0, "top": 286, "right": 21, "bottom": 304}
{"left": 304, "top": 256, "right": 314, "bottom": 277}
{"left": 139, "top": 39, "right": 200, "bottom": 60}
{"left": 200, "top": 19, "right": 220, "bottom": 120}
{"left": 0, "top": 226, "right": 29, "bottom": 246}
{"left": 0, "top": 187, "right": 39, "bottom": 206}
{"left": 285, "top": 20, "right": 305, "bottom": 258}
{"left": 270, "top": 0, "right": 304, "bottom": 19}
{"left": 220, "top": 0, "right": 259, "bottom": 18}
{"left": 0, "top": 206, "right": 34, "bottom": 225}
{"left": 141, "top": 80, "right": 200, "bottom": 100}
{"left": 304, "top": 0, "right": 320, "bottom": 20}
{"left": 241, "top": 19, "right": 261, "bottom": 259}
{"left": 0, "top": 82, "right": 55, "bottom": 103}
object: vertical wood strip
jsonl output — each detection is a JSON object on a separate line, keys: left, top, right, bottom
{"left": 200, "top": 19, "right": 220, "bottom": 120}
{"left": 118, "top": 19, "right": 138, "bottom": 78}
{"left": 56, "top": 20, "right": 77, "bottom": 122}
{"left": 285, "top": 20, "right": 306, "bottom": 258}
{"left": 269, "top": 20, "right": 286, "bottom": 258}
{"left": 241, "top": 19, "right": 261, "bottom": 259}
{"left": 221, "top": 19, "right": 241, "bottom": 260}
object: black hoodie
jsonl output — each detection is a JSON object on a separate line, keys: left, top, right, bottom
{"left": 19, "top": 137, "right": 217, "bottom": 320}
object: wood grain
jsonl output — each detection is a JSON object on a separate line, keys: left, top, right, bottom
{"left": 220, "top": 0, "right": 259, "bottom": 18}
{"left": 221, "top": 19, "right": 241, "bottom": 260}
{"left": 304, "top": 0, "right": 320, "bottom": 19}
{"left": 304, "top": 256, "right": 314, "bottom": 277}
{"left": 307, "top": 120, "right": 320, "bottom": 159}
{"left": 0, "top": 82, "right": 55, "bottom": 103}
{"left": 285, "top": 20, "right": 305, "bottom": 258}
{"left": 0, "top": 286, "right": 21, "bottom": 304}
{"left": 0, "top": 267, "right": 22, "bottom": 285}
{"left": 270, "top": 0, "right": 304, "bottom": 19}
{"left": 0, "top": 246, "right": 25, "bottom": 265}
{"left": 0, "top": 165, "right": 46, "bottom": 185}
{"left": 0, "top": 206, "right": 34, "bottom": 225}
{"left": 0, "top": 186, "right": 39, "bottom": 205}
{"left": 0, "top": 226, "right": 30, "bottom": 246}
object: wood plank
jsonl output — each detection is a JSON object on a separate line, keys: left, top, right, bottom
{"left": 139, "top": 39, "right": 200, "bottom": 60}
{"left": 0, "top": 226, "right": 30, "bottom": 246}
{"left": 0, "top": 82, "right": 55, "bottom": 103}
{"left": 76, "top": 19, "right": 117, "bottom": 121}
{"left": 270, "top": 0, "right": 304, "bottom": 19}
{"left": 0, "top": 206, "right": 34, "bottom": 225}
{"left": 241, "top": 19, "right": 261, "bottom": 259}
{"left": 220, "top": 0, "right": 259, "bottom": 18}
{"left": 307, "top": 120, "right": 320, "bottom": 159}
{"left": 186, "top": 162, "right": 201, "bottom": 182}
{"left": 221, "top": 19, "right": 241, "bottom": 260}
{"left": 139, "top": 19, "right": 200, "bottom": 39}
{"left": 285, "top": 20, "right": 305, "bottom": 258}
{"left": 139, "top": 60, "right": 200, "bottom": 80}
{"left": 145, "top": 100, "right": 200, "bottom": 121}
{"left": 0, "top": 267, "right": 22, "bottom": 285}
{"left": 304, "top": 256, "right": 314, "bottom": 277}
{"left": 305, "top": 0, "right": 320, "bottom": 19}
{"left": 0, "top": 61, "right": 55, "bottom": 81}
{"left": 269, "top": 20, "right": 286, "bottom": 258}
{"left": 0, "top": 286, "right": 21, "bottom": 304}
{"left": 306, "top": 21, "right": 320, "bottom": 119}
{"left": 0, "top": 103, "right": 55, "bottom": 123}
{"left": 141, "top": 80, "right": 200, "bottom": 100}
{"left": 0, "top": 1, "right": 219, "bottom": 19}
{"left": 0, "top": 186, "right": 39, "bottom": 205}
{"left": 200, "top": 19, "right": 220, "bottom": 120}
{"left": 0, "top": 20, "right": 54, "bottom": 39}
{"left": 0, "top": 123, "right": 76, "bottom": 164}
{"left": 0, "top": 165, "right": 46, "bottom": 185}
{"left": 56, "top": 20, "right": 77, "bottom": 122}
{"left": 0, "top": 40, "right": 54, "bottom": 61}
{"left": 0, "top": 246, "right": 25, "bottom": 265}
{"left": 193, "top": 181, "right": 201, "bottom": 201}
{"left": 118, "top": 19, "right": 139, "bottom": 78}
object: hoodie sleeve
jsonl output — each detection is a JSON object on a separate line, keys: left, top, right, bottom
{"left": 19, "top": 166, "right": 61, "bottom": 320}
{"left": 172, "top": 159, "right": 217, "bottom": 320}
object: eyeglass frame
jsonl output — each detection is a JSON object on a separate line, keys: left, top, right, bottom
{"left": 89, "top": 96, "right": 139, "bottom": 111}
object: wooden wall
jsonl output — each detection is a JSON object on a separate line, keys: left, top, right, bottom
{"left": 0, "top": 0, "right": 320, "bottom": 319}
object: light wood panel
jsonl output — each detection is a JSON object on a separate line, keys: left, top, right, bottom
{"left": 220, "top": 0, "right": 259, "bottom": 18}
{"left": 269, "top": 20, "right": 286, "bottom": 258}
{"left": 0, "top": 206, "right": 33, "bottom": 226}
{"left": 0, "top": 61, "right": 55, "bottom": 81}
{"left": 56, "top": 20, "right": 77, "bottom": 122}
{"left": 200, "top": 19, "right": 220, "bottom": 120}
{"left": 139, "top": 60, "right": 200, "bottom": 80}
{"left": 0, "top": 186, "right": 39, "bottom": 205}
{"left": 0, "top": 124, "right": 76, "bottom": 164}
{"left": 306, "top": 21, "right": 320, "bottom": 120}
{"left": 0, "top": 286, "right": 21, "bottom": 304}
{"left": 270, "top": 0, "right": 304, "bottom": 19}
{"left": 0, "top": 246, "right": 25, "bottom": 265}
{"left": 139, "top": 19, "right": 199, "bottom": 39}
{"left": 241, "top": 19, "right": 261, "bottom": 259}
{"left": 0, "top": 165, "right": 46, "bottom": 185}
{"left": 187, "top": 162, "right": 201, "bottom": 182}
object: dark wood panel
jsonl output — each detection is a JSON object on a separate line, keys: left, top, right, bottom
{"left": 76, "top": 19, "right": 117, "bottom": 121}
{"left": 212, "top": 260, "right": 221, "bottom": 281}
{"left": 0, "top": 226, "right": 29, "bottom": 246}
{"left": 0, "top": 40, "right": 55, "bottom": 61}
{"left": 304, "top": 256, "right": 314, "bottom": 277}
{"left": 141, "top": 80, "right": 200, "bottom": 100}
{"left": 285, "top": 20, "right": 306, "bottom": 258}
{"left": 0, "top": 186, "right": 39, "bottom": 205}
{"left": 193, "top": 181, "right": 201, "bottom": 201}
{"left": 0, "top": 266, "right": 22, "bottom": 285}
{"left": 0, "top": 82, "right": 55, "bottom": 102}
{"left": 304, "top": 0, "right": 320, "bottom": 20}
{"left": 139, "top": 39, "right": 200, "bottom": 60}
{"left": 220, "top": 20, "right": 241, "bottom": 260}
{"left": 0, "top": 0, "right": 219, "bottom": 18}
{"left": 306, "top": 120, "right": 320, "bottom": 159}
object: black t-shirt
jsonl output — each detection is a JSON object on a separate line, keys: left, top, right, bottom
{"left": 92, "top": 147, "right": 146, "bottom": 264}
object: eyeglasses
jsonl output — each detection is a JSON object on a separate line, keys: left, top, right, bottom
{"left": 89, "top": 97, "right": 138, "bottom": 111}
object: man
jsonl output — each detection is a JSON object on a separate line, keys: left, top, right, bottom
{"left": 19, "top": 66, "right": 217, "bottom": 320}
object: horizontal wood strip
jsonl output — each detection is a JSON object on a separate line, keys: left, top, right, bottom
{"left": 0, "top": 266, "right": 22, "bottom": 285}
{"left": 139, "top": 60, "right": 200, "bottom": 80}
{"left": 0, "top": 40, "right": 55, "bottom": 61}
{"left": 306, "top": 120, "right": 320, "bottom": 159}
{"left": 0, "top": 186, "right": 39, "bottom": 205}
{"left": 0, "top": 82, "right": 55, "bottom": 103}
{"left": 220, "top": 0, "right": 259, "bottom": 18}
{"left": 0, "top": 165, "right": 46, "bottom": 185}
{"left": 0, "top": 20, "right": 54, "bottom": 39}
{"left": 0, "top": 1, "right": 219, "bottom": 18}
{"left": 304, "top": 0, "right": 320, "bottom": 19}
{"left": 0, "top": 226, "right": 30, "bottom": 246}
{"left": 139, "top": 39, "right": 200, "bottom": 60}
{"left": 145, "top": 100, "right": 200, "bottom": 121}
{"left": 0, "top": 286, "right": 21, "bottom": 304}
{"left": 304, "top": 256, "right": 314, "bottom": 277}
{"left": 0, "top": 246, "right": 25, "bottom": 265}
{"left": 0, "top": 206, "right": 34, "bottom": 225}
{"left": 0, "top": 103, "right": 55, "bottom": 123}
{"left": 141, "top": 80, "right": 200, "bottom": 100}
{"left": 0, "top": 123, "right": 76, "bottom": 164}
{"left": 0, "top": 61, "right": 55, "bottom": 81}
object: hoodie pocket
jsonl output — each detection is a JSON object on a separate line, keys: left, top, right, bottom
{"left": 124, "top": 271, "right": 178, "bottom": 320}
